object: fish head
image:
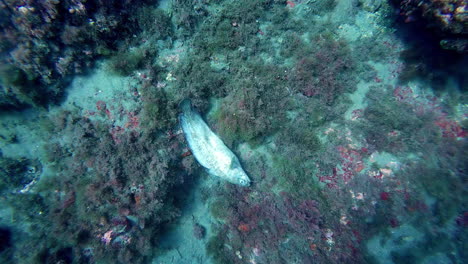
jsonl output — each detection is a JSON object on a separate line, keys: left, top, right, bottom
{"left": 238, "top": 177, "right": 251, "bottom": 187}
{"left": 231, "top": 167, "right": 251, "bottom": 187}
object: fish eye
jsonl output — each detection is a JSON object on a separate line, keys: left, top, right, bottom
{"left": 240, "top": 179, "right": 247, "bottom": 185}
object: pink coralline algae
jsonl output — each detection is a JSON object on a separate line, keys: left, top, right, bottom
{"left": 318, "top": 146, "right": 365, "bottom": 188}
{"left": 393, "top": 86, "right": 466, "bottom": 139}
{"left": 455, "top": 212, "right": 468, "bottom": 227}
{"left": 434, "top": 117, "right": 466, "bottom": 138}
{"left": 110, "top": 126, "right": 125, "bottom": 144}
{"left": 125, "top": 112, "right": 140, "bottom": 129}
{"left": 101, "top": 230, "right": 114, "bottom": 245}
{"left": 96, "top": 101, "right": 107, "bottom": 112}
{"left": 393, "top": 86, "right": 414, "bottom": 102}
{"left": 225, "top": 190, "right": 324, "bottom": 257}
{"left": 380, "top": 192, "right": 390, "bottom": 201}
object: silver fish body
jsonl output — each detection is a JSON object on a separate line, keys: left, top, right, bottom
{"left": 180, "top": 100, "right": 251, "bottom": 186}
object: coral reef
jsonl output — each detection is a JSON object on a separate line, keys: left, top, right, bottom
{"left": 392, "top": 0, "right": 468, "bottom": 52}
{"left": 0, "top": 0, "right": 169, "bottom": 109}
{"left": 1, "top": 107, "right": 193, "bottom": 263}
{"left": 0, "top": 0, "right": 465, "bottom": 263}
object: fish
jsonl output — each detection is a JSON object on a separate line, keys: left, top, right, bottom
{"left": 179, "top": 99, "right": 251, "bottom": 186}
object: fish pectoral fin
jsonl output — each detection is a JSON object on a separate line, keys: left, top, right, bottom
{"left": 229, "top": 159, "right": 238, "bottom": 169}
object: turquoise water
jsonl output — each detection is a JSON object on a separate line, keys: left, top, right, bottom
{"left": 0, "top": 1, "right": 466, "bottom": 263}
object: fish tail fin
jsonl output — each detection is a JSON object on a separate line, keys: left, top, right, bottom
{"left": 180, "top": 99, "right": 192, "bottom": 114}
{"left": 180, "top": 99, "right": 197, "bottom": 122}
{"left": 180, "top": 98, "right": 203, "bottom": 124}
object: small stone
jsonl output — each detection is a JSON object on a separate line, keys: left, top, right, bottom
{"left": 193, "top": 223, "right": 206, "bottom": 240}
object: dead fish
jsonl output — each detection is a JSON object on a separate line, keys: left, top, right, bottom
{"left": 179, "top": 99, "right": 251, "bottom": 186}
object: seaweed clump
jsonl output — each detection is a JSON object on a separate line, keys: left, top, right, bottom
{"left": 288, "top": 34, "right": 357, "bottom": 105}
{"left": 1, "top": 109, "right": 193, "bottom": 263}
{"left": 211, "top": 61, "right": 290, "bottom": 146}
{"left": 356, "top": 85, "right": 441, "bottom": 154}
